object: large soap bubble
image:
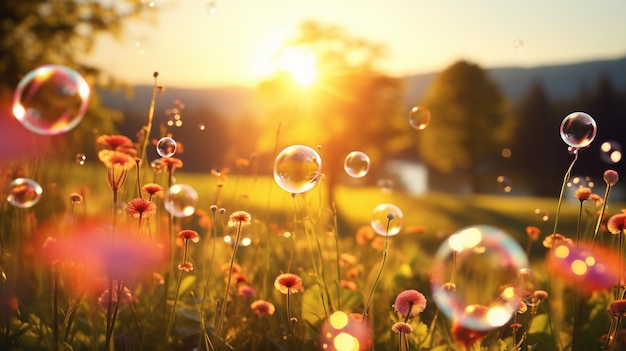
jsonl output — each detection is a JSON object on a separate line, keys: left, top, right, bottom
{"left": 370, "top": 203, "right": 403, "bottom": 236}
{"left": 164, "top": 184, "right": 198, "bottom": 217}
{"left": 273, "top": 145, "right": 322, "bottom": 194}
{"left": 6, "top": 177, "right": 43, "bottom": 208}
{"left": 12, "top": 64, "right": 90, "bottom": 135}
{"left": 559, "top": 112, "right": 597, "bottom": 149}
{"left": 431, "top": 225, "right": 528, "bottom": 331}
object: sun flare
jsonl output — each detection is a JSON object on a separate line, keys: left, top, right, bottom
{"left": 276, "top": 46, "right": 318, "bottom": 87}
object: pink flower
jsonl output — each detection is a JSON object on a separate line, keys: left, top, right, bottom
{"left": 604, "top": 169, "right": 619, "bottom": 186}
{"left": 178, "top": 229, "right": 200, "bottom": 243}
{"left": 391, "top": 322, "right": 413, "bottom": 334}
{"left": 97, "top": 286, "right": 136, "bottom": 309}
{"left": 250, "top": 300, "right": 275, "bottom": 316}
{"left": 126, "top": 198, "right": 156, "bottom": 219}
{"left": 142, "top": 183, "right": 163, "bottom": 196}
{"left": 608, "top": 214, "right": 626, "bottom": 234}
{"left": 274, "top": 273, "right": 303, "bottom": 294}
{"left": 393, "top": 289, "right": 427, "bottom": 318}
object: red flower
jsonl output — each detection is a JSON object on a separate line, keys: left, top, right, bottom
{"left": 126, "top": 198, "right": 157, "bottom": 219}
{"left": 608, "top": 214, "right": 626, "bottom": 234}
{"left": 525, "top": 226, "right": 541, "bottom": 241}
{"left": 96, "top": 135, "right": 136, "bottom": 154}
{"left": 142, "top": 183, "right": 163, "bottom": 196}
{"left": 274, "top": 273, "right": 303, "bottom": 294}
{"left": 177, "top": 261, "right": 194, "bottom": 272}
{"left": 250, "top": 300, "right": 275, "bottom": 316}
{"left": 393, "top": 289, "right": 427, "bottom": 318}
{"left": 391, "top": 322, "right": 412, "bottom": 334}
{"left": 178, "top": 229, "right": 200, "bottom": 243}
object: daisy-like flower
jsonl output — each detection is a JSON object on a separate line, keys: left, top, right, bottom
{"left": 126, "top": 198, "right": 157, "bottom": 219}
{"left": 250, "top": 300, "right": 275, "bottom": 316}
{"left": 220, "top": 262, "right": 242, "bottom": 275}
{"left": 604, "top": 169, "right": 619, "bottom": 186}
{"left": 177, "top": 261, "right": 194, "bottom": 272}
{"left": 96, "top": 135, "right": 136, "bottom": 155}
{"left": 228, "top": 211, "right": 252, "bottom": 227}
{"left": 526, "top": 226, "right": 541, "bottom": 241}
{"left": 542, "top": 233, "right": 573, "bottom": 248}
{"left": 391, "top": 322, "right": 413, "bottom": 334}
{"left": 178, "top": 229, "right": 200, "bottom": 243}
{"left": 274, "top": 273, "right": 304, "bottom": 294}
{"left": 142, "top": 183, "right": 163, "bottom": 197}
{"left": 157, "top": 157, "right": 184, "bottom": 172}
{"left": 98, "top": 150, "right": 136, "bottom": 170}
{"left": 393, "top": 289, "right": 427, "bottom": 318}
{"left": 574, "top": 186, "right": 592, "bottom": 201}
{"left": 608, "top": 213, "right": 626, "bottom": 234}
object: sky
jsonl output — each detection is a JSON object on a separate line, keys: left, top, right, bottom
{"left": 84, "top": 0, "right": 626, "bottom": 88}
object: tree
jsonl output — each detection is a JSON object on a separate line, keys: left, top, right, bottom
{"left": 416, "top": 60, "right": 512, "bottom": 192}
{"left": 254, "top": 21, "right": 411, "bottom": 201}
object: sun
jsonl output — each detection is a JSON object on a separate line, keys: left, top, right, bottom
{"left": 275, "top": 46, "right": 318, "bottom": 87}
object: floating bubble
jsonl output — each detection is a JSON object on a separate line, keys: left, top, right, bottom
{"left": 164, "top": 184, "right": 198, "bottom": 218}
{"left": 547, "top": 241, "right": 619, "bottom": 294}
{"left": 377, "top": 178, "right": 394, "bottom": 194}
{"left": 344, "top": 151, "right": 370, "bottom": 178}
{"left": 156, "top": 137, "right": 177, "bottom": 158}
{"left": 431, "top": 225, "right": 528, "bottom": 331}
{"left": 534, "top": 208, "right": 550, "bottom": 222}
{"left": 273, "top": 145, "right": 322, "bottom": 194}
{"left": 12, "top": 64, "right": 90, "bottom": 135}
{"left": 496, "top": 176, "right": 513, "bottom": 193}
{"left": 408, "top": 106, "right": 431, "bottom": 130}
{"left": 6, "top": 178, "right": 43, "bottom": 208}
{"left": 75, "top": 153, "right": 87, "bottom": 165}
{"left": 370, "top": 203, "right": 403, "bottom": 236}
{"left": 600, "top": 141, "right": 622, "bottom": 164}
{"left": 559, "top": 112, "right": 597, "bottom": 149}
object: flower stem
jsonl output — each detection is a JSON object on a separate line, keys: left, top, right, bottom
{"left": 592, "top": 184, "right": 613, "bottom": 250}
{"left": 362, "top": 217, "right": 392, "bottom": 320}
{"left": 215, "top": 222, "right": 243, "bottom": 340}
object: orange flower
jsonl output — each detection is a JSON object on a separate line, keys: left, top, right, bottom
{"left": 96, "top": 134, "right": 136, "bottom": 155}
{"left": 220, "top": 262, "right": 242, "bottom": 275}
{"left": 340, "top": 280, "right": 357, "bottom": 291}
{"left": 608, "top": 214, "right": 626, "bottom": 234}
{"left": 142, "top": 183, "right": 163, "bottom": 196}
{"left": 274, "top": 273, "right": 303, "bottom": 294}
{"left": 542, "top": 233, "right": 573, "bottom": 248}
{"left": 178, "top": 229, "right": 200, "bottom": 243}
{"left": 339, "top": 253, "right": 357, "bottom": 266}
{"left": 250, "top": 300, "right": 275, "bottom": 316}
{"left": 391, "top": 322, "right": 412, "bottom": 334}
{"left": 450, "top": 321, "right": 487, "bottom": 348}
{"left": 98, "top": 150, "right": 136, "bottom": 191}
{"left": 525, "top": 226, "right": 541, "bottom": 241}
{"left": 393, "top": 289, "right": 427, "bottom": 318}
{"left": 355, "top": 225, "right": 375, "bottom": 245}
{"left": 157, "top": 157, "right": 183, "bottom": 172}
{"left": 177, "top": 261, "right": 194, "bottom": 272}
{"left": 574, "top": 187, "right": 592, "bottom": 201}
{"left": 126, "top": 198, "right": 157, "bottom": 219}
{"left": 228, "top": 211, "right": 252, "bottom": 227}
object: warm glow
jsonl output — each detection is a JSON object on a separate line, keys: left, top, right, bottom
{"left": 334, "top": 332, "right": 359, "bottom": 351}
{"left": 276, "top": 46, "right": 318, "bottom": 87}
{"left": 330, "top": 311, "right": 349, "bottom": 329}
{"left": 571, "top": 260, "right": 587, "bottom": 275}
{"left": 486, "top": 306, "right": 513, "bottom": 327}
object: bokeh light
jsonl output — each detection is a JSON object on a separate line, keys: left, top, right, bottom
{"left": 319, "top": 312, "right": 371, "bottom": 351}
{"left": 12, "top": 64, "right": 90, "bottom": 135}
{"left": 164, "top": 184, "right": 198, "bottom": 217}
{"left": 431, "top": 225, "right": 528, "bottom": 331}
{"left": 273, "top": 145, "right": 322, "bottom": 194}
{"left": 496, "top": 176, "right": 513, "bottom": 193}
{"left": 600, "top": 141, "right": 622, "bottom": 164}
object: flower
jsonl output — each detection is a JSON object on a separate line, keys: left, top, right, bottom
{"left": 98, "top": 150, "right": 136, "bottom": 170}
{"left": 228, "top": 211, "right": 252, "bottom": 227}
{"left": 542, "top": 233, "right": 573, "bottom": 248}
{"left": 393, "top": 289, "right": 427, "bottom": 318}
{"left": 391, "top": 322, "right": 412, "bottom": 334}
{"left": 96, "top": 134, "right": 136, "bottom": 154}
{"left": 177, "top": 261, "right": 194, "bottom": 272}
{"left": 220, "top": 262, "right": 242, "bottom": 275}
{"left": 532, "top": 290, "right": 548, "bottom": 303}
{"left": 340, "top": 280, "right": 357, "bottom": 291}
{"left": 274, "top": 273, "right": 303, "bottom": 294}
{"left": 156, "top": 157, "right": 183, "bottom": 172}
{"left": 610, "top": 299, "right": 626, "bottom": 316}
{"left": 574, "top": 186, "right": 592, "bottom": 201}
{"left": 178, "top": 229, "right": 200, "bottom": 243}
{"left": 604, "top": 169, "right": 619, "bottom": 186}
{"left": 142, "top": 183, "right": 163, "bottom": 196}
{"left": 526, "top": 226, "right": 541, "bottom": 241}
{"left": 126, "top": 198, "right": 157, "bottom": 219}
{"left": 69, "top": 192, "right": 83, "bottom": 203}
{"left": 339, "top": 253, "right": 357, "bottom": 266}
{"left": 97, "top": 286, "right": 136, "bottom": 309}
{"left": 355, "top": 225, "right": 375, "bottom": 245}
{"left": 237, "top": 285, "right": 256, "bottom": 297}
{"left": 608, "top": 214, "right": 626, "bottom": 234}
{"left": 450, "top": 322, "right": 487, "bottom": 348}
{"left": 251, "top": 300, "right": 275, "bottom": 316}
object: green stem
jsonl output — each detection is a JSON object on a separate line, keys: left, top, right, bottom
{"left": 362, "top": 217, "right": 392, "bottom": 320}
{"left": 215, "top": 222, "right": 243, "bottom": 340}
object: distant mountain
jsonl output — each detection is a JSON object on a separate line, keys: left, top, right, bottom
{"left": 403, "top": 56, "right": 626, "bottom": 105}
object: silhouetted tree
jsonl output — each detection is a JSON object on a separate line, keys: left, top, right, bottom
{"left": 417, "top": 60, "right": 512, "bottom": 193}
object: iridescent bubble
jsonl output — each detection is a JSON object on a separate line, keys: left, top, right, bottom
{"left": 12, "top": 64, "right": 90, "bottom": 135}
{"left": 600, "top": 141, "right": 622, "bottom": 164}
{"left": 370, "top": 203, "right": 403, "bottom": 236}
{"left": 408, "top": 106, "right": 431, "bottom": 130}
{"left": 534, "top": 208, "right": 550, "bottom": 222}
{"left": 559, "top": 112, "right": 597, "bottom": 149}
{"left": 431, "top": 225, "right": 528, "bottom": 331}
{"left": 6, "top": 178, "right": 43, "bottom": 208}
{"left": 273, "top": 145, "right": 322, "bottom": 194}
{"left": 75, "top": 153, "right": 87, "bottom": 165}
{"left": 164, "top": 184, "right": 198, "bottom": 218}
{"left": 344, "top": 151, "right": 370, "bottom": 178}
{"left": 156, "top": 137, "right": 177, "bottom": 158}
{"left": 377, "top": 178, "right": 394, "bottom": 194}
{"left": 496, "top": 176, "right": 513, "bottom": 193}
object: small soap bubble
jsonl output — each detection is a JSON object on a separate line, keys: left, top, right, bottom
{"left": 344, "top": 151, "right": 370, "bottom": 178}
{"left": 370, "top": 203, "right": 403, "bottom": 236}
{"left": 156, "top": 137, "right": 177, "bottom": 158}
{"left": 273, "top": 145, "right": 322, "bottom": 194}
{"left": 496, "top": 176, "right": 513, "bottom": 193}
{"left": 7, "top": 178, "right": 43, "bottom": 208}
{"left": 559, "top": 112, "right": 597, "bottom": 149}
{"left": 600, "top": 141, "right": 622, "bottom": 164}
{"left": 75, "top": 153, "right": 87, "bottom": 165}
{"left": 408, "top": 106, "right": 431, "bottom": 130}
{"left": 12, "top": 64, "right": 90, "bottom": 135}
{"left": 164, "top": 184, "right": 198, "bottom": 218}
{"left": 431, "top": 225, "right": 528, "bottom": 331}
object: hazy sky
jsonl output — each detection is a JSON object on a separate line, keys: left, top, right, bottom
{"left": 84, "top": 0, "right": 626, "bottom": 88}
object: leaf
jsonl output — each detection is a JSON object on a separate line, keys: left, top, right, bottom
{"left": 178, "top": 275, "right": 197, "bottom": 296}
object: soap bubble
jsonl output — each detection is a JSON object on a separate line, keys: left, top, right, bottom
{"left": 496, "top": 176, "right": 513, "bottom": 193}
{"left": 12, "top": 64, "right": 90, "bottom": 135}
{"left": 370, "top": 203, "right": 403, "bottom": 236}
{"left": 431, "top": 225, "right": 528, "bottom": 331}
{"left": 408, "top": 106, "right": 431, "bottom": 130}
{"left": 156, "top": 137, "right": 177, "bottom": 158}
{"left": 273, "top": 145, "right": 322, "bottom": 194}
{"left": 164, "top": 184, "right": 198, "bottom": 217}
{"left": 6, "top": 178, "right": 43, "bottom": 208}
{"left": 344, "top": 151, "right": 370, "bottom": 178}
{"left": 600, "top": 141, "right": 622, "bottom": 164}
{"left": 75, "top": 153, "right": 87, "bottom": 165}
{"left": 559, "top": 112, "right": 597, "bottom": 149}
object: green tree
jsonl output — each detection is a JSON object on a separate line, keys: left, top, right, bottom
{"left": 255, "top": 21, "right": 410, "bottom": 201}
{"left": 417, "top": 60, "right": 512, "bottom": 192}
